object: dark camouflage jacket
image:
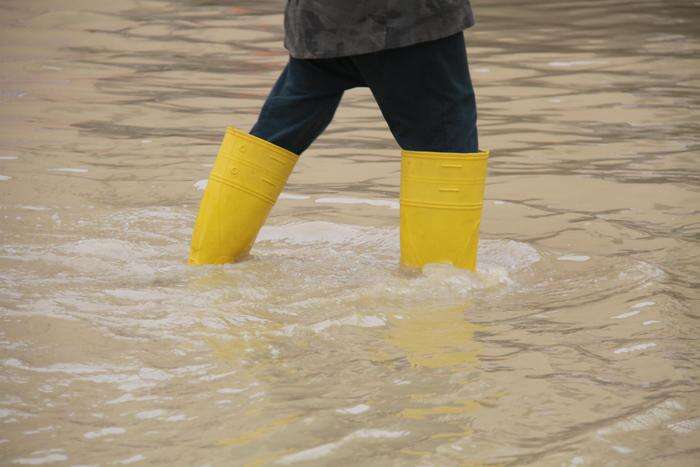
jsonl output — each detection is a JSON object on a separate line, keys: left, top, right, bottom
{"left": 284, "top": 0, "right": 475, "bottom": 59}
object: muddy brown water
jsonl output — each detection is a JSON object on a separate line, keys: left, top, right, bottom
{"left": 1, "top": 0, "right": 699, "bottom": 465}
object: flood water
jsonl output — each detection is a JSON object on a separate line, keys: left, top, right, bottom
{"left": 1, "top": 0, "right": 699, "bottom": 465}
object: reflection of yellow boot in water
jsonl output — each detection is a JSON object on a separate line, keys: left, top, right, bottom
{"left": 400, "top": 149, "right": 489, "bottom": 271}
{"left": 386, "top": 306, "right": 481, "bottom": 369}
{"left": 189, "top": 127, "right": 298, "bottom": 265}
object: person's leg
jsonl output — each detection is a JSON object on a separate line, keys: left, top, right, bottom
{"left": 189, "top": 56, "right": 364, "bottom": 265}
{"left": 250, "top": 56, "right": 363, "bottom": 155}
{"left": 352, "top": 33, "right": 486, "bottom": 271}
{"left": 352, "top": 32, "right": 478, "bottom": 153}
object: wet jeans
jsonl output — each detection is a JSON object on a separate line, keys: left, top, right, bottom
{"left": 250, "top": 32, "right": 478, "bottom": 155}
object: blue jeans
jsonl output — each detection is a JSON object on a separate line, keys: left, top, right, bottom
{"left": 250, "top": 32, "right": 478, "bottom": 155}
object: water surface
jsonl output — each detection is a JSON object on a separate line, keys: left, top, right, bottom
{"left": 1, "top": 0, "right": 699, "bottom": 465}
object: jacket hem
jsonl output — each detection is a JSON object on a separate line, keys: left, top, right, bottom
{"left": 284, "top": 16, "right": 475, "bottom": 60}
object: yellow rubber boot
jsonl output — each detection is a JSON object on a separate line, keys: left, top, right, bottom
{"left": 400, "top": 149, "right": 489, "bottom": 271}
{"left": 188, "top": 127, "right": 298, "bottom": 265}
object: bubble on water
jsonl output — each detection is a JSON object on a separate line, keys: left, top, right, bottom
{"left": 0, "top": 175, "right": 11, "bottom": 181}
{"left": 194, "top": 179, "right": 208, "bottom": 191}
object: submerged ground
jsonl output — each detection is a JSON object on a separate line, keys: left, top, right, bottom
{"left": 0, "top": 0, "right": 699, "bottom": 465}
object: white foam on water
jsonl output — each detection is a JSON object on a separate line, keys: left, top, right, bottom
{"left": 311, "top": 315, "right": 386, "bottom": 332}
{"left": 166, "top": 414, "right": 188, "bottom": 422}
{"left": 134, "top": 409, "right": 165, "bottom": 420}
{"left": 613, "top": 342, "right": 656, "bottom": 354}
{"left": 255, "top": 222, "right": 539, "bottom": 308}
{"left": 276, "top": 429, "right": 409, "bottom": 464}
{"left": 104, "top": 289, "right": 173, "bottom": 301}
{"left": 56, "top": 238, "right": 160, "bottom": 261}
{"left": 259, "top": 221, "right": 395, "bottom": 248}
{"left": 81, "top": 367, "right": 171, "bottom": 392}
{"left": 612, "top": 310, "right": 641, "bottom": 319}
{"left": 106, "top": 394, "right": 158, "bottom": 405}
{"left": 279, "top": 192, "right": 310, "bottom": 200}
{"left": 336, "top": 404, "right": 370, "bottom": 415}
{"left": 23, "top": 426, "right": 54, "bottom": 435}
{"left": 17, "top": 205, "right": 50, "bottom": 211}
{"left": 315, "top": 196, "right": 399, "bottom": 209}
{"left": 84, "top": 427, "right": 125, "bottom": 439}
{"left": 259, "top": 221, "right": 539, "bottom": 269}
{"left": 0, "top": 175, "right": 11, "bottom": 181}
{"left": 642, "top": 320, "right": 660, "bottom": 326}
{"left": 116, "top": 455, "right": 145, "bottom": 464}
{"left": 667, "top": 417, "right": 700, "bottom": 434}
{"left": 479, "top": 239, "right": 541, "bottom": 272}
{"left": 0, "top": 156, "right": 18, "bottom": 160}
{"left": 194, "top": 179, "right": 208, "bottom": 191}
{"left": 4, "top": 215, "right": 541, "bottom": 343}
{"left": 2, "top": 359, "right": 128, "bottom": 375}
{"left": 612, "top": 445, "right": 633, "bottom": 454}
{"left": 199, "top": 370, "right": 237, "bottom": 381}
{"left": 276, "top": 440, "right": 340, "bottom": 464}
{"left": 597, "top": 400, "right": 683, "bottom": 438}
{"left": 12, "top": 451, "right": 68, "bottom": 465}
{"left": 0, "top": 408, "right": 35, "bottom": 419}
{"left": 48, "top": 167, "right": 88, "bottom": 173}
{"left": 217, "top": 388, "right": 246, "bottom": 394}
{"left": 557, "top": 255, "right": 590, "bottom": 262}
{"left": 612, "top": 301, "right": 655, "bottom": 319}
{"left": 549, "top": 60, "right": 606, "bottom": 67}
